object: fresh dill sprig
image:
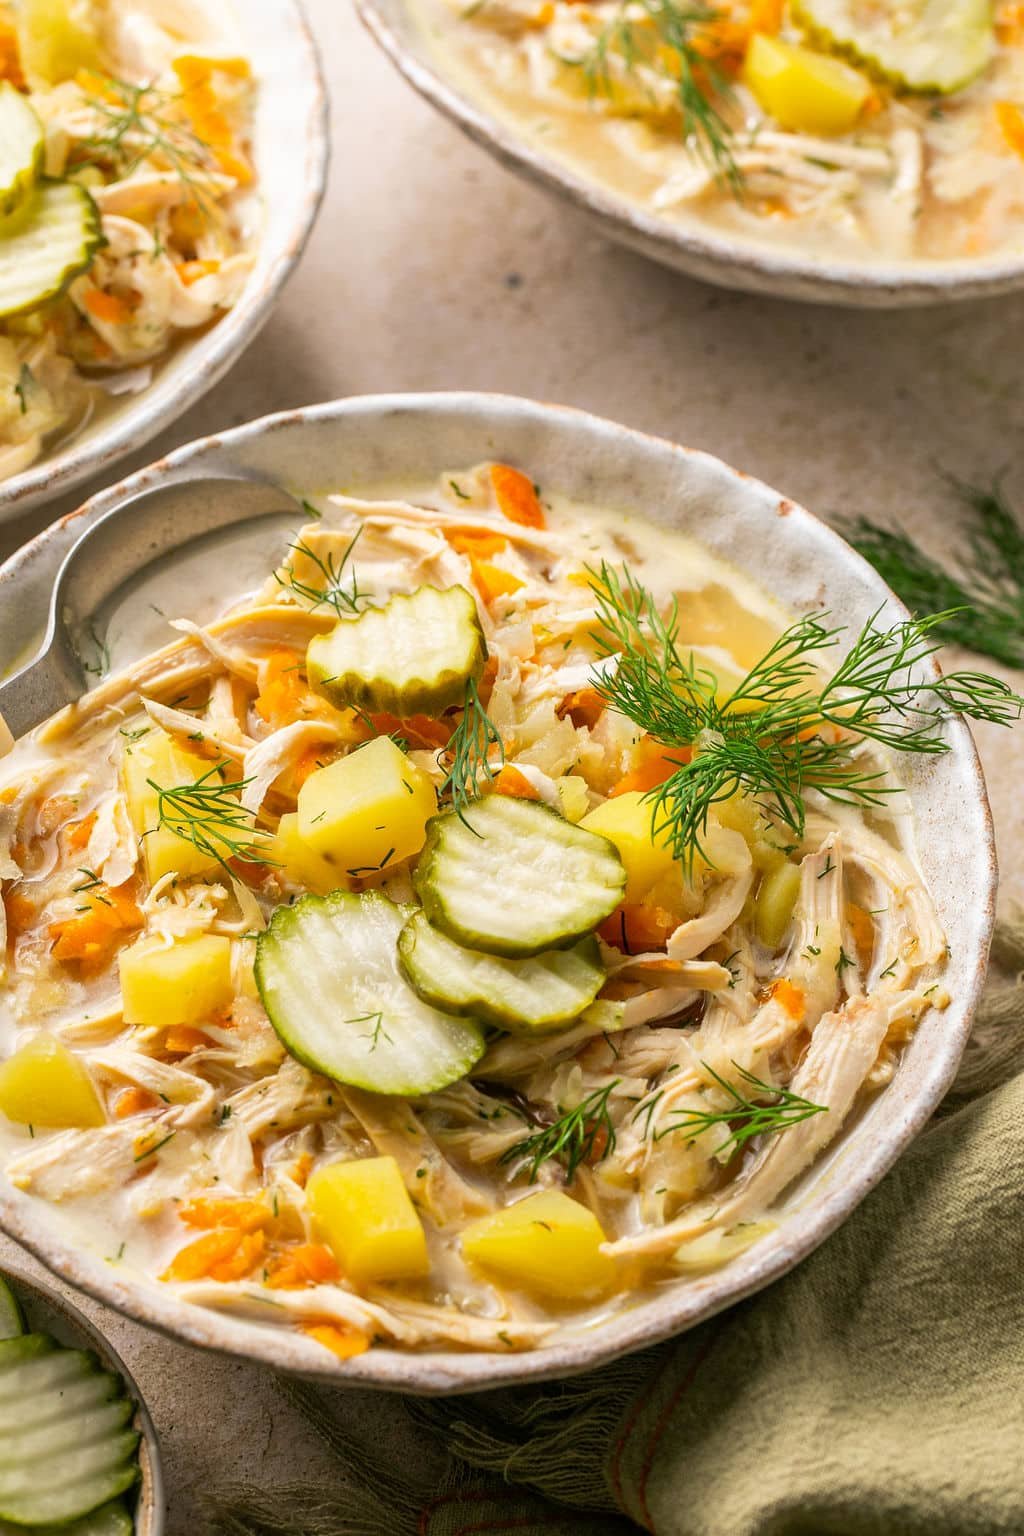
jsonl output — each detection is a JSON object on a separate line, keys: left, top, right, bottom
{"left": 440, "top": 676, "right": 505, "bottom": 823}
{"left": 151, "top": 762, "right": 275, "bottom": 874}
{"left": 275, "top": 531, "right": 365, "bottom": 618}
{"left": 642, "top": 1061, "right": 826, "bottom": 1156}
{"left": 500, "top": 1080, "right": 619, "bottom": 1183}
{"left": 588, "top": 561, "right": 1023, "bottom": 868}
{"left": 75, "top": 74, "right": 220, "bottom": 213}
{"left": 846, "top": 476, "right": 1024, "bottom": 669}
{"left": 575, "top": 0, "right": 740, "bottom": 189}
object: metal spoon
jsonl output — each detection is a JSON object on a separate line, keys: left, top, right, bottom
{"left": 0, "top": 475, "right": 304, "bottom": 753}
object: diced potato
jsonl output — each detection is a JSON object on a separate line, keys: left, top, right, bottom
{"left": 580, "top": 791, "right": 678, "bottom": 903}
{"left": 744, "top": 33, "right": 871, "bottom": 135}
{"left": 119, "top": 934, "right": 234, "bottom": 1027}
{"left": 16, "top": 0, "right": 100, "bottom": 84}
{"left": 297, "top": 737, "right": 437, "bottom": 875}
{"left": 461, "top": 1189, "right": 615, "bottom": 1300}
{"left": 754, "top": 859, "right": 802, "bottom": 949}
{"left": 121, "top": 728, "right": 221, "bottom": 884}
{"left": 555, "top": 773, "right": 590, "bottom": 824}
{"left": 271, "top": 812, "right": 349, "bottom": 895}
{"left": 307, "top": 1155, "right": 429, "bottom": 1284}
{"left": 0, "top": 1033, "right": 104, "bottom": 1128}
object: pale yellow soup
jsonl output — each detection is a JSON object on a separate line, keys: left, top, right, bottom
{"left": 0, "top": 465, "right": 945, "bottom": 1360}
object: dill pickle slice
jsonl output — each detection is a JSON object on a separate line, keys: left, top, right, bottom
{"left": 0, "top": 180, "right": 102, "bottom": 318}
{"left": 0, "top": 83, "right": 43, "bottom": 221}
{"left": 792, "top": 0, "right": 995, "bottom": 95}
{"left": 307, "top": 583, "right": 487, "bottom": 717}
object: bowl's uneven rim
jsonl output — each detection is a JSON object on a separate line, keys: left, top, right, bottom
{"left": 356, "top": 0, "right": 1024, "bottom": 307}
{"left": 0, "top": 1258, "right": 165, "bottom": 1534}
{"left": 0, "top": 0, "right": 329, "bottom": 518}
{"left": 0, "top": 391, "right": 997, "bottom": 1393}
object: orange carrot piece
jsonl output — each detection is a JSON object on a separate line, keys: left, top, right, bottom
{"left": 598, "top": 904, "right": 677, "bottom": 953}
{"left": 4, "top": 892, "right": 35, "bottom": 939}
{"left": 845, "top": 902, "right": 875, "bottom": 972}
{"left": 114, "top": 1087, "right": 160, "bottom": 1119}
{"left": 490, "top": 464, "right": 545, "bottom": 528}
{"left": 179, "top": 1196, "right": 270, "bottom": 1232}
{"left": 48, "top": 884, "right": 142, "bottom": 968}
{"left": 748, "top": 0, "right": 783, "bottom": 32}
{"left": 610, "top": 742, "right": 691, "bottom": 797}
{"left": 302, "top": 1322, "right": 370, "bottom": 1360}
{"left": 267, "top": 1243, "right": 340, "bottom": 1289}
{"left": 768, "top": 977, "right": 806, "bottom": 1022}
{"left": 290, "top": 1152, "right": 314, "bottom": 1188}
{"left": 177, "top": 259, "right": 220, "bottom": 286}
{"left": 163, "top": 1025, "right": 215, "bottom": 1054}
{"left": 471, "top": 559, "right": 525, "bottom": 605}
{"left": 445, "top": 528, "right": 509, "bottom": 559}
{"left": 997, "top": 100, "right": 1024, "bottom": 156}
{"left": 556, "top": 687, "right": 605, "bottom": 730}
{"left": 368, "top": 712, "right": 453, "bottom": 750}
{"left": 493, "top": 766, "right": 542, "bottom": 801}
{"left": 64, "top": 811, "right": 97, "bottom": 853}
{"left": 83, "top": 289, "right": 134, "bottom": 326}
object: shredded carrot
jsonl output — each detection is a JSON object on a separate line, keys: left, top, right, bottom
{"left": 471, "top": 559, "right": 526, "bottom": 605}
{"left": 48, "top": 884, "right": 143, "bottom": 970}
{"left": 302, "top": 1321, "right": 370, "bottom": 1360}
{"left": 290, "top": 1152, "right": 314, "bottom": 1188}
{"left": 179, "top": 1196, "right": 271, "bottom": 1232}
{"left": 0, "top": 22, "right": 24, "bottom": 87}
{"left": 163, "top": 1025, "right": 215, "bottom": 1055}
{"left": 84, "top": 289, "right": 136, "bottom": 326}
{"left": 845, "top": 902, "right": 875, "bottom": 972}
{"left": 445, "top": 527, "right": 509, "bottom": 559}
{"left": 114, "top": 1087, "right": 160, "bottom": 1119}
{"left": 490, "top": 464, "right": 546, "bottom": 529}
{"left": 611, "top": 741, "right": 692, "bottom": 797}
{"left": 747, "top": 0, "right": 783, "bottom": 32}
{"left": 267, "top": 1243, "right": 339, "bottom": 1289}
{"left": 493, "top": 765, "right": 542, "bottom": 801}
{"left": 556, "top": 687, "right": 605, "bottom": 730}
{"left": 255, "top": 649, "right": 335, "bottom": 730}
{"left": 598, "top": 903, "right": 677, "bottom": 953}
{"left": 768, "top": 977, "right": 806, "bottom": 1022}
{"left": 63, "top": 811, "right": 97, "bottom": 854}
{"left": 997, "top": 100, "right": 1024, "bottom": 157}
{"left": 161, "top": 1227, "right": 265, "bottom": 1283}
{"left": 176, "top": 259, "right": 221, "bottom": 286}
{"left": 172, "top": 56, "right": 254, "bottom": 184}
{"left": 368, "top": 712, "right": 453, "bottom": 750}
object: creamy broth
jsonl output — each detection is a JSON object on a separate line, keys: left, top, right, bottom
{"left": 0, "top": 465, "right": 947, "bottom": 1360}
{"left": 416, "top": 0, "right": 1024, "bottom": 266}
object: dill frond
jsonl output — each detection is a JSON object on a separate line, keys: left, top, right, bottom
{"left": 643, "top": 1061, "right": 827, "bottom": 1156}
{"left": 588, "top": 561, "right": 1023, "bottom": 868}
{"left": 440, "top": 676, "right": 505, "bottom": 823}
{"left": 274, "top": 531, "right": 365, "bottom": 618}
{"left": 152, "top": 762, "right": 276, "bottom": 875}
{"left": 575, "top": 0, "right": 740, "bottom": 189}
{"left": 75, "top": 74, "right": 221, "bottom": 213}
{"left": 847, "top": 476, "right": 1024, "bottom": 669}
{"left": 500, "top": 1080, "right": 619, "bottom": 1182}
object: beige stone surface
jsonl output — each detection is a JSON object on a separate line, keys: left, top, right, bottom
{"left": 2, "top": 0, "right": 1024, "bottom": 1528}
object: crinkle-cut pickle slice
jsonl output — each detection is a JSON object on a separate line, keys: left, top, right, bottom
{"left": 255, "top": 889, "right": 486, "bottom": 1095}
{"left": 307, "top": 583, "right": 487, "bottom": 716}
{"left": 398, "top": 910, "right": 606, "bottom": 1033}
{"left": 0, "top": 82, "right": 44, "bottom": 221}
{"left": 413, "top": 796, "right": 626, "bottom": 958}
{"left": 792, "top": 0, "right": 995, "bottom": 95}
{"left": 0, "top": 180, "right": 102, "bottom": 319}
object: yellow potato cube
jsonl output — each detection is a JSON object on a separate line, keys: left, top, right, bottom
{"left": 0, "top": 1033, "right": 105, "bottom": 1128}
{"left": 755, "top": 859, "right": 802, "bottom": 950}
{"left": 307, "top": 1155, "right": 429, "bottom": 1284}
{"left": 121, "top": 728, "right": 221, "bottom": 884}
{"left": 271, "top": 812, "right": 349, "bottom": 896}
{"left": 461, "top": 1190, "right": 615, "bottom": 1300}
{"left": 119, "top": 934, "right": 234, "bottom": 1027}
{"left": 580, "top": 792, "right": 678, "bottom": 903}
{"left": 744, "top": 34, "right": 871, "bottom": 136}
{"left": 297, "top": 737, "right": 437, "bottom": 875}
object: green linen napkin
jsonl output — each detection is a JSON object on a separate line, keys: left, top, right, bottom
{"left": 207, "top": 915, "right": 1024, "bottom": 1536}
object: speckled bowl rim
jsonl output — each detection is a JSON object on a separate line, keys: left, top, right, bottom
{"left": 0, "top": 1259, "right": 164, "bottom": 1534}
{"left": 355, "top": 0, "right": 1024, "bottom": 308}
{"left": 0, "top": 0, "right": 329, "bottom": 520}
{"left": 0, "top": 392, "right": 997, "bottom": 1394}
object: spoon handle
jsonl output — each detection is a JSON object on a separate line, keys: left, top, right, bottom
{"left": 0, "top": 642, "right": 82, "bottom": 757}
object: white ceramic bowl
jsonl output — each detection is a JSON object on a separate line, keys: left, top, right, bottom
{"left": 0, "top": 393, "right": 996, "bottom": 1392}
{"left": 356, "top": 0, "right": 1024, "bottom": 308}
{"left": 0, "top": 0, "right": 328, "bottom": 520}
